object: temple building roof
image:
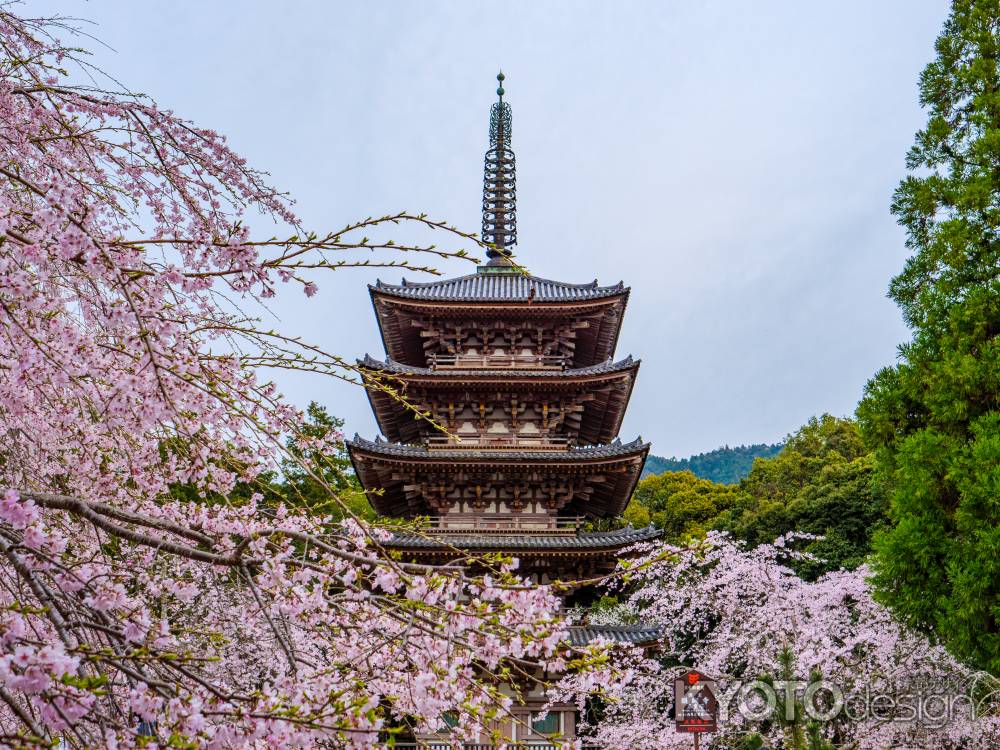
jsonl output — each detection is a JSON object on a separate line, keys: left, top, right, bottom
{"left": 387, "top": 524, "right": 661, "bottom": 551}
{"left": 359, "top": 353, "right": 637, "bottom": 378}
{"left": 369, "top": 275, "right": 629, "bottom": 368}
{"left": 566, "top": 624, "right": 663, "bottom": 647}
{"left": 359, "top": 355, "right": 639, "bottom": 445}
{"left": 347, "top": 434, "right": 648, "bottom": 518}
{"left": 370, "top": 273, "right": 627, "bottom": 303}
{"left": 348, "top": 434, "right": 647, "bottom": 461}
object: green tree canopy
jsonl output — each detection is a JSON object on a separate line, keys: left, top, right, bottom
{"left": 626, "top": 415, "right": 888, "bottom": 578}
{"left": 714, "top": 416, "right": 886, "bottom": 578}
{"left": 167, "top": 402, "right": 374, "bottom": 523}
{"left": 857, "top": 0, "right": 1000, "bottom": 672}
{"left": 624, "top": 469, "right": 739, "bottom": 542}
{"left": 279, "top": 402, "right": 375, "bottom": 522}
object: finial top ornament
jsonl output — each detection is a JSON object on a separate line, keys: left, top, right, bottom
{"left": 482, "top": 71, "right": 517, "bottom": 263}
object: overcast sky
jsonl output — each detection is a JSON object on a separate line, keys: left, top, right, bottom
{"left": 31, "top": 1, "right": 948, "bottom": 457}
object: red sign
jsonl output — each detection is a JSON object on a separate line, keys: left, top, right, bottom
{"left": 674, "top": 670, "right": 718, "bottom": 733}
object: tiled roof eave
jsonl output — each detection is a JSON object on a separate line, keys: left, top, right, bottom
{"left": 386, "top": 525, "right": 662, "bottom": 551}
{"left": 566, "top": 624, "right": 663, "bottom": 647}
{"left": 369, "top": 273, "right": 628, "bottom": 303}
{"left": 347, "top": 436, "right": 650, "bottom": 463}
{"left": 358, "top": 354, "right": 638, "bottom": 379}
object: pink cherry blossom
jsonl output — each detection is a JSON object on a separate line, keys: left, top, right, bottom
{"left": 0, "top": 7, "right": 583, "bottom": 747}
{"left": 557, "top": 534, "right": 1000, "bottom": 750}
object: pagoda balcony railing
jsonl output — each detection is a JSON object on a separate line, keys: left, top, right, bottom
{"left": 426, "top": 436, "right": 570, "bottom": 452}
{"left": 428, "top": 353, "right": 566, "bottom": 370}
{"left": 425, "top": 514, "right": 585, "bottom": 534}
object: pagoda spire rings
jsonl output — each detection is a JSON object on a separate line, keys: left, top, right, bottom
{"left": 482, "top": 71, "right": 517, "bottom": 263}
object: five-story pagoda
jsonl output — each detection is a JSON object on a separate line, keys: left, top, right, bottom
{"left": 348, "top": 74, "right": 657, "bottom": 596}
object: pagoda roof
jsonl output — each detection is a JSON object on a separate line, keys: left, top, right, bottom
{"left": 369, "top": 272, "right": 629, "bottom": 368}
{"left": 359, "top": 355, "right": 639, "bottom": 446}
{"left": 387, "top": 524, "right": 661, "bottom": 551}
{"left": 348, "top": 434, "right": 647, "bottom": 461}
{"left": 566, "top": 624, "right": 663, "bottom": 647}
{"left": 359, "top": 353, "right": 637, "bottom": 379}
{"left": 348, "top": 435, "right": 648, "bottom": 518}
{"left": 370, "top": 272, "right": 627, "bottom": 304}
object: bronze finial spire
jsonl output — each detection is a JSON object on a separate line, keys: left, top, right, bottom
{"left": 482, "top": 71, "right": 517, "bottom": 265}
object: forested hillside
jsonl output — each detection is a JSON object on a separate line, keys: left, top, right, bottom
{"left": 641, "top": 442, "right": 782, "bottom": 483}
{"left": 624, "top": 415, "right": 888, "bottom": 578}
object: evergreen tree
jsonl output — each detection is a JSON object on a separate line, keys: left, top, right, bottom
{"left": 625, "top": 415, "right": 888, "bottom": 577}
{"left": 280, "top": 402, "right": 375, "bottom": 522}
{"left": 716, "top": 415, "right": 886, "bottom": 578}
{"left": 857, "top": 0, "right": 1000, "bottom": 671}
{"left": 165, "top": 403, "right": 375, "bottom": 523}
{"left": 624, "top": 469, "right": 739, "bottom": 541}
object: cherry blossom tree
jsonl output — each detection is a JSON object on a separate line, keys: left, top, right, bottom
{"left": 0, "top": 7, "right": 578, "bottom": 747}
{"left": 562, "top": 534, "right": 1000, "bottom": 750}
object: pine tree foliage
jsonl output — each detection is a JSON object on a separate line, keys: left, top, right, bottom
{"left": 278, "top": 402, "right": 375, "bottom": 522}
{"left": 858, "top": 0, "right": 1000, "bottom": 672}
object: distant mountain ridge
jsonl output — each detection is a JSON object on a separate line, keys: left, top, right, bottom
{"left": 642, "top": 443, "right": 783, "bottom": 484}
